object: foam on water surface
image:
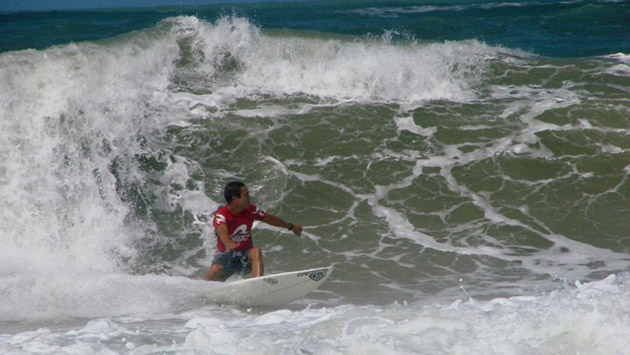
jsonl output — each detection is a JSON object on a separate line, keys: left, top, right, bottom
{"left": 2, "top": 275, "right": 630, "bottom": 354}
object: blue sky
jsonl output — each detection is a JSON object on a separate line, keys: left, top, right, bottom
{"left": 0, "top": 0, "right": 297, "bottom": 12}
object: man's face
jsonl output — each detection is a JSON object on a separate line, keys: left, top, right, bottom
{"left": 235, "top": 186, "right": 251, "bottom": 210}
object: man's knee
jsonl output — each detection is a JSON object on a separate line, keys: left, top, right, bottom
{"left": 204, "top": 263, "right": 224, "bottom": 281}
{"left": 211, "top": 263, "right": 225, "bottom": 273}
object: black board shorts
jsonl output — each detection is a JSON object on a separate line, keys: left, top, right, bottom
{"left": 212, "top": 251, "right": 252, "bottom": 281}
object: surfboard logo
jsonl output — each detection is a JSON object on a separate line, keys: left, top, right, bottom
{"left": 298, "top": 269, "right": 327, "bottom": 282}
{"left": 264, "top": 278, "right": 278, "bottom": 285}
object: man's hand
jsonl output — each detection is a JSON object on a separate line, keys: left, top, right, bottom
{"left": 291, "top": 223, "right": 303, "bottom": 237}
{"left": 225, "top": 241, "right": 240, "bottom": 251}
{"left": 263, "top": 214, "right": 304, "bottom": 237}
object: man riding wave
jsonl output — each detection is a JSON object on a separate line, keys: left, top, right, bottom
{"left": 204, "top": 181, "right": 302, "bottom": 282}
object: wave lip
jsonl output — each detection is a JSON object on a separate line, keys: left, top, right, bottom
{"left": 169, "top": 16, "right": 505, "bottom": 106}
{"left": 0, "top": 18, "right": 187, "bottom": 277}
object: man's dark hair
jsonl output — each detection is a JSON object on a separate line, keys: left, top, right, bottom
{"left": 224, "top": 181, "right": 245, "bottom": 204}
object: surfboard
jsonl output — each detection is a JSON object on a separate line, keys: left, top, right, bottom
{"left": 209, "top": 266, "right": 333, "bottom": 307}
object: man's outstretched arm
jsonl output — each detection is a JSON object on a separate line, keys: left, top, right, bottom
{"left": 263, "top": 214, "right": 302, "bottom": 236}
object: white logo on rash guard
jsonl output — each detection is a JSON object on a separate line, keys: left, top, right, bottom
{"left": 215, "top": 214, "right": 226, "bottom": 225}
{"left": 254, "top": 207, "right": 265, "bottom": 217}
{"left": 231, "top": 224, "right": 250, "bottom": 242}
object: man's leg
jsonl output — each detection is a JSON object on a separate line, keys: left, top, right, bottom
{"left": 204, "top": 263, "right": 224, "bottom": 281}
{"left": 248, "top": 247, "right": 264, "bottom": 277}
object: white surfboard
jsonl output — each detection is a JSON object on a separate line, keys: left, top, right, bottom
{"left": 209, "top": 266, "right": 333, "bottom": 307}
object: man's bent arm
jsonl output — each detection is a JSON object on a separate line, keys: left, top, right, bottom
{"left": 216, "top": 224, "right": 239, "bottom": 251}
{"left": 263, "top": 214, "right": 302, "bottom": 236}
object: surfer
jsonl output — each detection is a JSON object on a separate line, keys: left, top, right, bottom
{"left": 204, "top": 181, "right": 303, "bottom": 282}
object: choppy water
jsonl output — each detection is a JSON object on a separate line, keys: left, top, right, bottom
{"left": 1, "top": 1, "right": 630, "bottom": 353}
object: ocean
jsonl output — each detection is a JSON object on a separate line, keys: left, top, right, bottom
{"left": 1, "top": 0, "right": 630, "bottom": 353}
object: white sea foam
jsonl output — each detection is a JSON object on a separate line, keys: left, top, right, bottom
{"left": 195, "top": 274, "right": 630, "bottom": 354}
{"left": 162, "top": 16, "right": 502, "bottom": 110}
{"left": 603, "top": 54, "right": 630, "bottom": 77}
{"left": 0, "top": 273, "right": 219, "bottom": 322}
{"left": 0, "top": 15, "right": 218, "bottom": 312}
{"left": 2, "top": 275, "right": 630, "bottom": 354}
{"left": 394, "top": 115, "right": 437, "bottom": 137}
{"left": 605, "top": 52, "right": 630, "bottom": 64}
